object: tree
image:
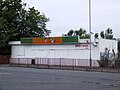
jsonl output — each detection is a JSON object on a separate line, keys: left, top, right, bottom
{"left": 66, "top": 28, "right": 90, "bottom": 39}
{"left": 100, "top": 31, "right": 105, "bottom": 39}
{"left": 105, "top": 28, "right": 113, "bottom": 39}
{"left": 100, "top": 28, "right": 113, "bottom": 39}
{"left": 0, "top": 0, "right": 24, "bottom": 54}
{"left": 74, "top": 28, "right": 86, "bottom": 36}
{"left": 67, "top": 30, "right": 74, "bottom": 36}
{"left": 94, "top": 33, "right": 99, "bottom": 39}
{"left": 16, "top": 7, "right": 50, "bottom": 39}
{"left": 118, "top": 39, "right": 120, "bottom": 58}
{"left": 0, "top": 0, "right": 50, "bottom": 54}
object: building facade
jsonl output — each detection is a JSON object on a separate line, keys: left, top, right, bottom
{"left": 9, "top": 36, "right": 118, "bottom": 67}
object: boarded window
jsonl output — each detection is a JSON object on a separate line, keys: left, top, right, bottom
{"left": 17, "top": 46, "right": 25, "bottom": 56}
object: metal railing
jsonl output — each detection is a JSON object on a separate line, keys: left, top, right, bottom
{"left": 9, "top": 58, "right": 120, "bottom": 72}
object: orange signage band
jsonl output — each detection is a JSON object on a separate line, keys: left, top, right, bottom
{"left": 33, "top": 37, "right": 62, "bottom": 44}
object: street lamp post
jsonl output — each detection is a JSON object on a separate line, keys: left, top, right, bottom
{"left": 89, "top": 0, "right": 92, "bottom": 68}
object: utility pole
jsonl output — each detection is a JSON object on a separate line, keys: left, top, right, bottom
{"left": 89, "top": 0, "right": 92, "bottom": 68}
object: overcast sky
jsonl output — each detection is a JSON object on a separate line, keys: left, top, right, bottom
{"left": 23, "top": 0, "right": 120, "bottom": 38}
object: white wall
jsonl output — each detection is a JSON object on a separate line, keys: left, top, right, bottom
{"left": 11, "top": 44, "right": 100, "bottom": 60}
{"left": 99, "top": 39, "right": 118, "bottom": 53}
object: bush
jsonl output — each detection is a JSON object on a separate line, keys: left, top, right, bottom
{"left": 115, "top": 59, "right": 120, "bottom": 68}
{"left": 97, "top": 59, "right": 109, "bottom": 68}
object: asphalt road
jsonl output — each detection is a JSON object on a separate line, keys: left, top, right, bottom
{"left": 0, "top": 67, "right": 120, "bottom": 90}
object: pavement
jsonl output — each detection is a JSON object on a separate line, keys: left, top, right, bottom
{"left": 9, "top": 64, "right": 120, "bottom": 73}
{"left": 0, "top": 67, "right": 120, "bottom": 90}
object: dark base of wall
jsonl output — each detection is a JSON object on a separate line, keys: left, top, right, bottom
{"left": 0, "top": 55, "right": 10, "bottom": 64}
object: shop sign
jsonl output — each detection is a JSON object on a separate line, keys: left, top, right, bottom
{"left": 33, "top": 37, "right": 62, "bottom": 44}
{"left": 75, "top": 44, "right": 89, "bottom": 49}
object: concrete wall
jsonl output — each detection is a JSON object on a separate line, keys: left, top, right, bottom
{"left": 11, "top": 44, "right": 100, "bottom": 60}
{"left": 99, "top": 39, "right": 118, "bottom": 53}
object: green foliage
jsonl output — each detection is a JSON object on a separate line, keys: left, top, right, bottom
{"left": 67, "top": 30, "right": 74, "bottom": 36}
{"left": 115, "top": 59, "right": 120, "bottom": 68}
{"left": 118, "top": 39, "right": 120, "bottom": 58}
{"left": 118, "top": 39, "right": 120, "bottom": 51}
{"left": 67, "top": 28, "right": 90, "bottom": 39}
{"left": 94, "top": 33, "right": 99, "bottom": 38}
{"left": 97, "top": 60, "right": 109, "bottom": 68}
{"left": 105, "top": 28, "right": 113, "bottom": 39}
{"left": 0, "top": 0, "right": 50, "bottom": 54}
{"left": 100, "top": 28, "right": 113, "bottom": 39}
{"left": 100, "top": 31, "right": 105, "bottom": 39}
{"left": 19, "top": 7, "right": 51, "bottom": 38}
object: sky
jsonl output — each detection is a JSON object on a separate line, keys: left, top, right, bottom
{"left": 23, "top": 0, "right": 120, "bottom": 38}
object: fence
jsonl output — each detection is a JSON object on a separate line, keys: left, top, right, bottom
{"left": 10, "top": 58, "right": 100, "bottom": 67}
{"left": 9, "top": 58, "right": 120, "bottom": 72}
{"left": 10, "top": 58, "right": 90, "bottom": 66}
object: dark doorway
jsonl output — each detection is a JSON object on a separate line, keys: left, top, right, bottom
{"left": 31, "top": 59, "right": 35, "bottom": 64}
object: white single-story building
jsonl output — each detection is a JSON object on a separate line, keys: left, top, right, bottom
{"left": 9, "top": 36, "right": 118, "bottom": 67}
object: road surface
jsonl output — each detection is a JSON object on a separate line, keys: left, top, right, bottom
{"left": 0, "top": 67, "right": 120, "bottom": 90}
